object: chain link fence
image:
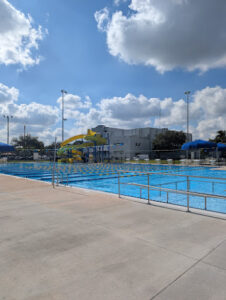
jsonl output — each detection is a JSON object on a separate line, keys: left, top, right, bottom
{"left": 0, "top": 146, "right": 225, "bottom": 166}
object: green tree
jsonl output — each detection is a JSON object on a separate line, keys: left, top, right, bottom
{"left": 153, "top": 131, "right": 186, "bottom": 150}
{"left": 12, "top": 134, "right": 44, "bottom": 149}
{"left": 85, "top": 134, "right": 107, "bottom": 145}
{"left": 45, "top": 142, "right": 61, "bottom": 150}
{"left": 210, "top": 130, "right": 226, "bottom": 143}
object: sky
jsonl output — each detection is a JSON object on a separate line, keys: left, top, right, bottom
{"left": 0, "top": 0, "right": 226, "bottom": 144}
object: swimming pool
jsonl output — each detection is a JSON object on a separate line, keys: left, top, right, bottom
{"left": 0, "top": 162, "right": 226, "bottom": 214}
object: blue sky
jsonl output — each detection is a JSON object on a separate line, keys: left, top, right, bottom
{"left": 0, "top": 0, "right": 226, "bottom": 144}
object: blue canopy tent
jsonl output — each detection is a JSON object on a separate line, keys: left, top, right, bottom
{"left": 217, "top": 143, "right": 226, "bottom": 151}
{"left": 181, "top": 140, "right": 217, "bottom": 150}
{"left": 0, "top": 142, "right": 15, "bottom": 153}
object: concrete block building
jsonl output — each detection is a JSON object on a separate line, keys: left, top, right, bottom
{"left": 92, "top": 125, "right": 191, "bottom": 160}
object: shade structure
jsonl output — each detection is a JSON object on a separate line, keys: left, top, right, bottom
{"left": 217, "top": 143, "right": 226, "bottom": 151}
{"left": 0, "top": 142, "right": 15, "bottom": 153}
{"left": 181, "top": 140, "right": 217, "bottom": 150}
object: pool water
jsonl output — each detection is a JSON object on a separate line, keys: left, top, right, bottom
{"left": 0, "top": 162, "right": 226, "bottom": 214}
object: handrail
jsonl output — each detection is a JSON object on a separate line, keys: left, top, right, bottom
{"left": 117, "top": 170, "right": 226, "bottom": 214}
{"left": 154, "top": 179, "right": 187, "bottom": 187}
{"left": 125, "top": 182, "right": 226, "bottom": 200}
{"left": 118, "top": 170, "right": 226, "bottom": 181}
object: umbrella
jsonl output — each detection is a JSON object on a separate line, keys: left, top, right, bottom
{"left": 181, "top": 140, "right": 217, "bottom": 150}
{"left": 0, "top": 142, "right": 15, "bottom": 153}
{"left": 217, "top": 143, "right": 226, "bottom": 151}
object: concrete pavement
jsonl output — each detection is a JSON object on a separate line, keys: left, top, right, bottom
{"left": 0, "top": 174, "right": 226, "bottom": 300}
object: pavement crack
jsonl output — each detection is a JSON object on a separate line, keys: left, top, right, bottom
{"left": 150, "top": 237, "right": 226, "bottom": 300}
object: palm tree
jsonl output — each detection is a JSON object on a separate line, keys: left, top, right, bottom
{"left": 212, "top": 130, "right": 226, "bottom": 143}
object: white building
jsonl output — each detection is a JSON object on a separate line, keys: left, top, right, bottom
{"left": 92, "top": 125, "right": 191, "bottom": 160}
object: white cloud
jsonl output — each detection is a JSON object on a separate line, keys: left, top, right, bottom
{"left": 114, "top": 0, "right": 128, "bottom": 6}
{"left": 196, "top": 117, "right": 226, "bottom": 140}
{"left": 0, "top": 82, "right": 59, "bottom": 144}
{"left": 0, "top": 0, "right": 45, "bottom": 67}
{"left": 1, "top": 83, "right": 225, "bottom": 144}
{"left": 0, "top": 82, "right": 19, "bottom": 104}
{"left": 73, "top": 94, "right": 171, "bottom": 130}
{"left": 66, "top": 87, "right": 226, "bottom": 140}
{"left": 57, "top": 93, "right": 92, "bottom": 119}
{"left": 156, "top": 86, "right": 226, "bottom": 138}
{"left": 95, "top": 0, "right": 226, "bottom": 72}
{"left": 95, "top": 7, "right": 109, "bottom": 32}
{"left": 14, "top": 103, "right": 59, "bottom": 126}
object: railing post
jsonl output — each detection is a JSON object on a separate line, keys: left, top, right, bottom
{"left": 52, "top": 168, "right": 54, "bottom": 188}
{"left": 67, "top": 173, "right": 68, "bottom": 185}
{"left": 204, "top": 196, "right": 207, "bottom": 210}
{"left": 187, "top": 175, "right": 190, "bottom": 212}
{"left": 118, "top": 171, "right": 121, "bottom": 198}
{"left": 56, "top": 171, "right": 59, "bottom": 186}
{"left": 167, "top": 192, "right": 169, "bottom": 203}
{"left": 148, "top": 173, "right": 150, "bottom": 204}
{"left": 140, "top": 188, "right": 142, "bottom": 199}
{"left": 52, "top": 137, "right": 57, "bottom": 188}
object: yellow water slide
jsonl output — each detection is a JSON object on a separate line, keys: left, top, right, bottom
{"left": 59, "top": 129, "right": 96, "bottom": 162}
{"left": 61, "top": 129, "right": 96, "bottom": 147}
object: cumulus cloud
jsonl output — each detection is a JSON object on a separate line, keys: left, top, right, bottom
{"left": 0, "top": 82, "right": 19, "bottom": 104}
{"left": 67, "top": 87, "right": 226, "bottom": 140}
{"left": 156, "top": 86, "right": 226, "bottom": 138}
{"left": 95, "top": 0, "right": 226, "bottom": 72}
{"left": 0, "top": 0, "right": 45, "bottom": 67}
{"left": 114, "top": 0, "right": 128, "bottom": 6}
{"left": 73, "top": 94, "right": 171, "bottom": 130}
{"left": 1, "top": 82, "right": 225, "bottom": 144}
{"left": 0, "top": 83, "right": 59, "bottom": 143}
{"left": 13, "top": 103, "right": 59, "bottom": 126}
{"left": 57, "top": 93, "right": 92, "bottom": 119}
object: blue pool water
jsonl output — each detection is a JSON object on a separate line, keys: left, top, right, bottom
{"left": 0, "top": 162, "right": 226, "bottom": 214}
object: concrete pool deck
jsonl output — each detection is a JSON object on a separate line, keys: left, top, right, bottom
{"left": 1, "top": 174, "right": 226, "bottom": 300}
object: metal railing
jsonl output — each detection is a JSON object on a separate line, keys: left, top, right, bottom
{"left": 55, "top": 170, "right": 69, "bottom": 186}
{"left": 117, "top": 171, "right": 226, "bottom": 214}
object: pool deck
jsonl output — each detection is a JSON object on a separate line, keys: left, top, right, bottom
{"left": 214, "top": 166, "right": 226, "bottom": 171}
{"left": 1, "top": 175, "right": 226, "bottom": 300}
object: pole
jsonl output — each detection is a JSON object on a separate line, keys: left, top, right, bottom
{"left": 7, "top": 116, "right": 9, "bottom": 144}
{"left": 61, "top": 89, "right": 67, "bottom": 142}
{"left": 3, "top": 115, "right": 13, "bottom": 144}
{"left": 24, "top": 125, "right": 26, "bottom": 148}
{"left": 118, "top": 171, "right": 121, "bottom": 198}
{"left": 52, "top": 137, "right": 57, "bottom": 188}
{"left": 184, "top": 91, "right": 191, "bottom": 143}
{"left": 186, "top": 175, "right": 190, "bottom": 212}
{"left": 62, "top": 91, "right": 64, "bottom": 142}
{"left": 148, "top": 173, "right": 150, "bottom": 204}
{"left": 185, "top": 91, "right": 191, "bottom": 160}
{"left": 107, "top": 132, "right": 110, "bottom": 162}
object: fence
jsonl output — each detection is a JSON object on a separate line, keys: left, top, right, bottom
{"left": 117, "top": 171, "right": 226, "bottom": 215}
{"left": 1, "top": 146, "right": 226, "bottom": 165}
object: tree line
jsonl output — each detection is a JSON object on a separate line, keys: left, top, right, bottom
{"left": 152, "top": 130, "right": 226, "bottom": 150}
{"left": 11, "top": 130, "right": 226, "bottom": 150}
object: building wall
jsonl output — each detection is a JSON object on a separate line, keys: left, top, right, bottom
{"left": 92, "top": 125, "right": 190, "bottom": 160}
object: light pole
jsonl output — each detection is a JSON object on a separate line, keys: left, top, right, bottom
{"left": 184, "top": 91, "right": 191, "bottom": 142}
{"left": 61, "top": 89, "right": 67, "bottom": 142}
{"left": 24, "top": 124, "right": 26, "bottom": 148}
{"left": 3, "top": 115, "right": 13, "bottom": 144}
